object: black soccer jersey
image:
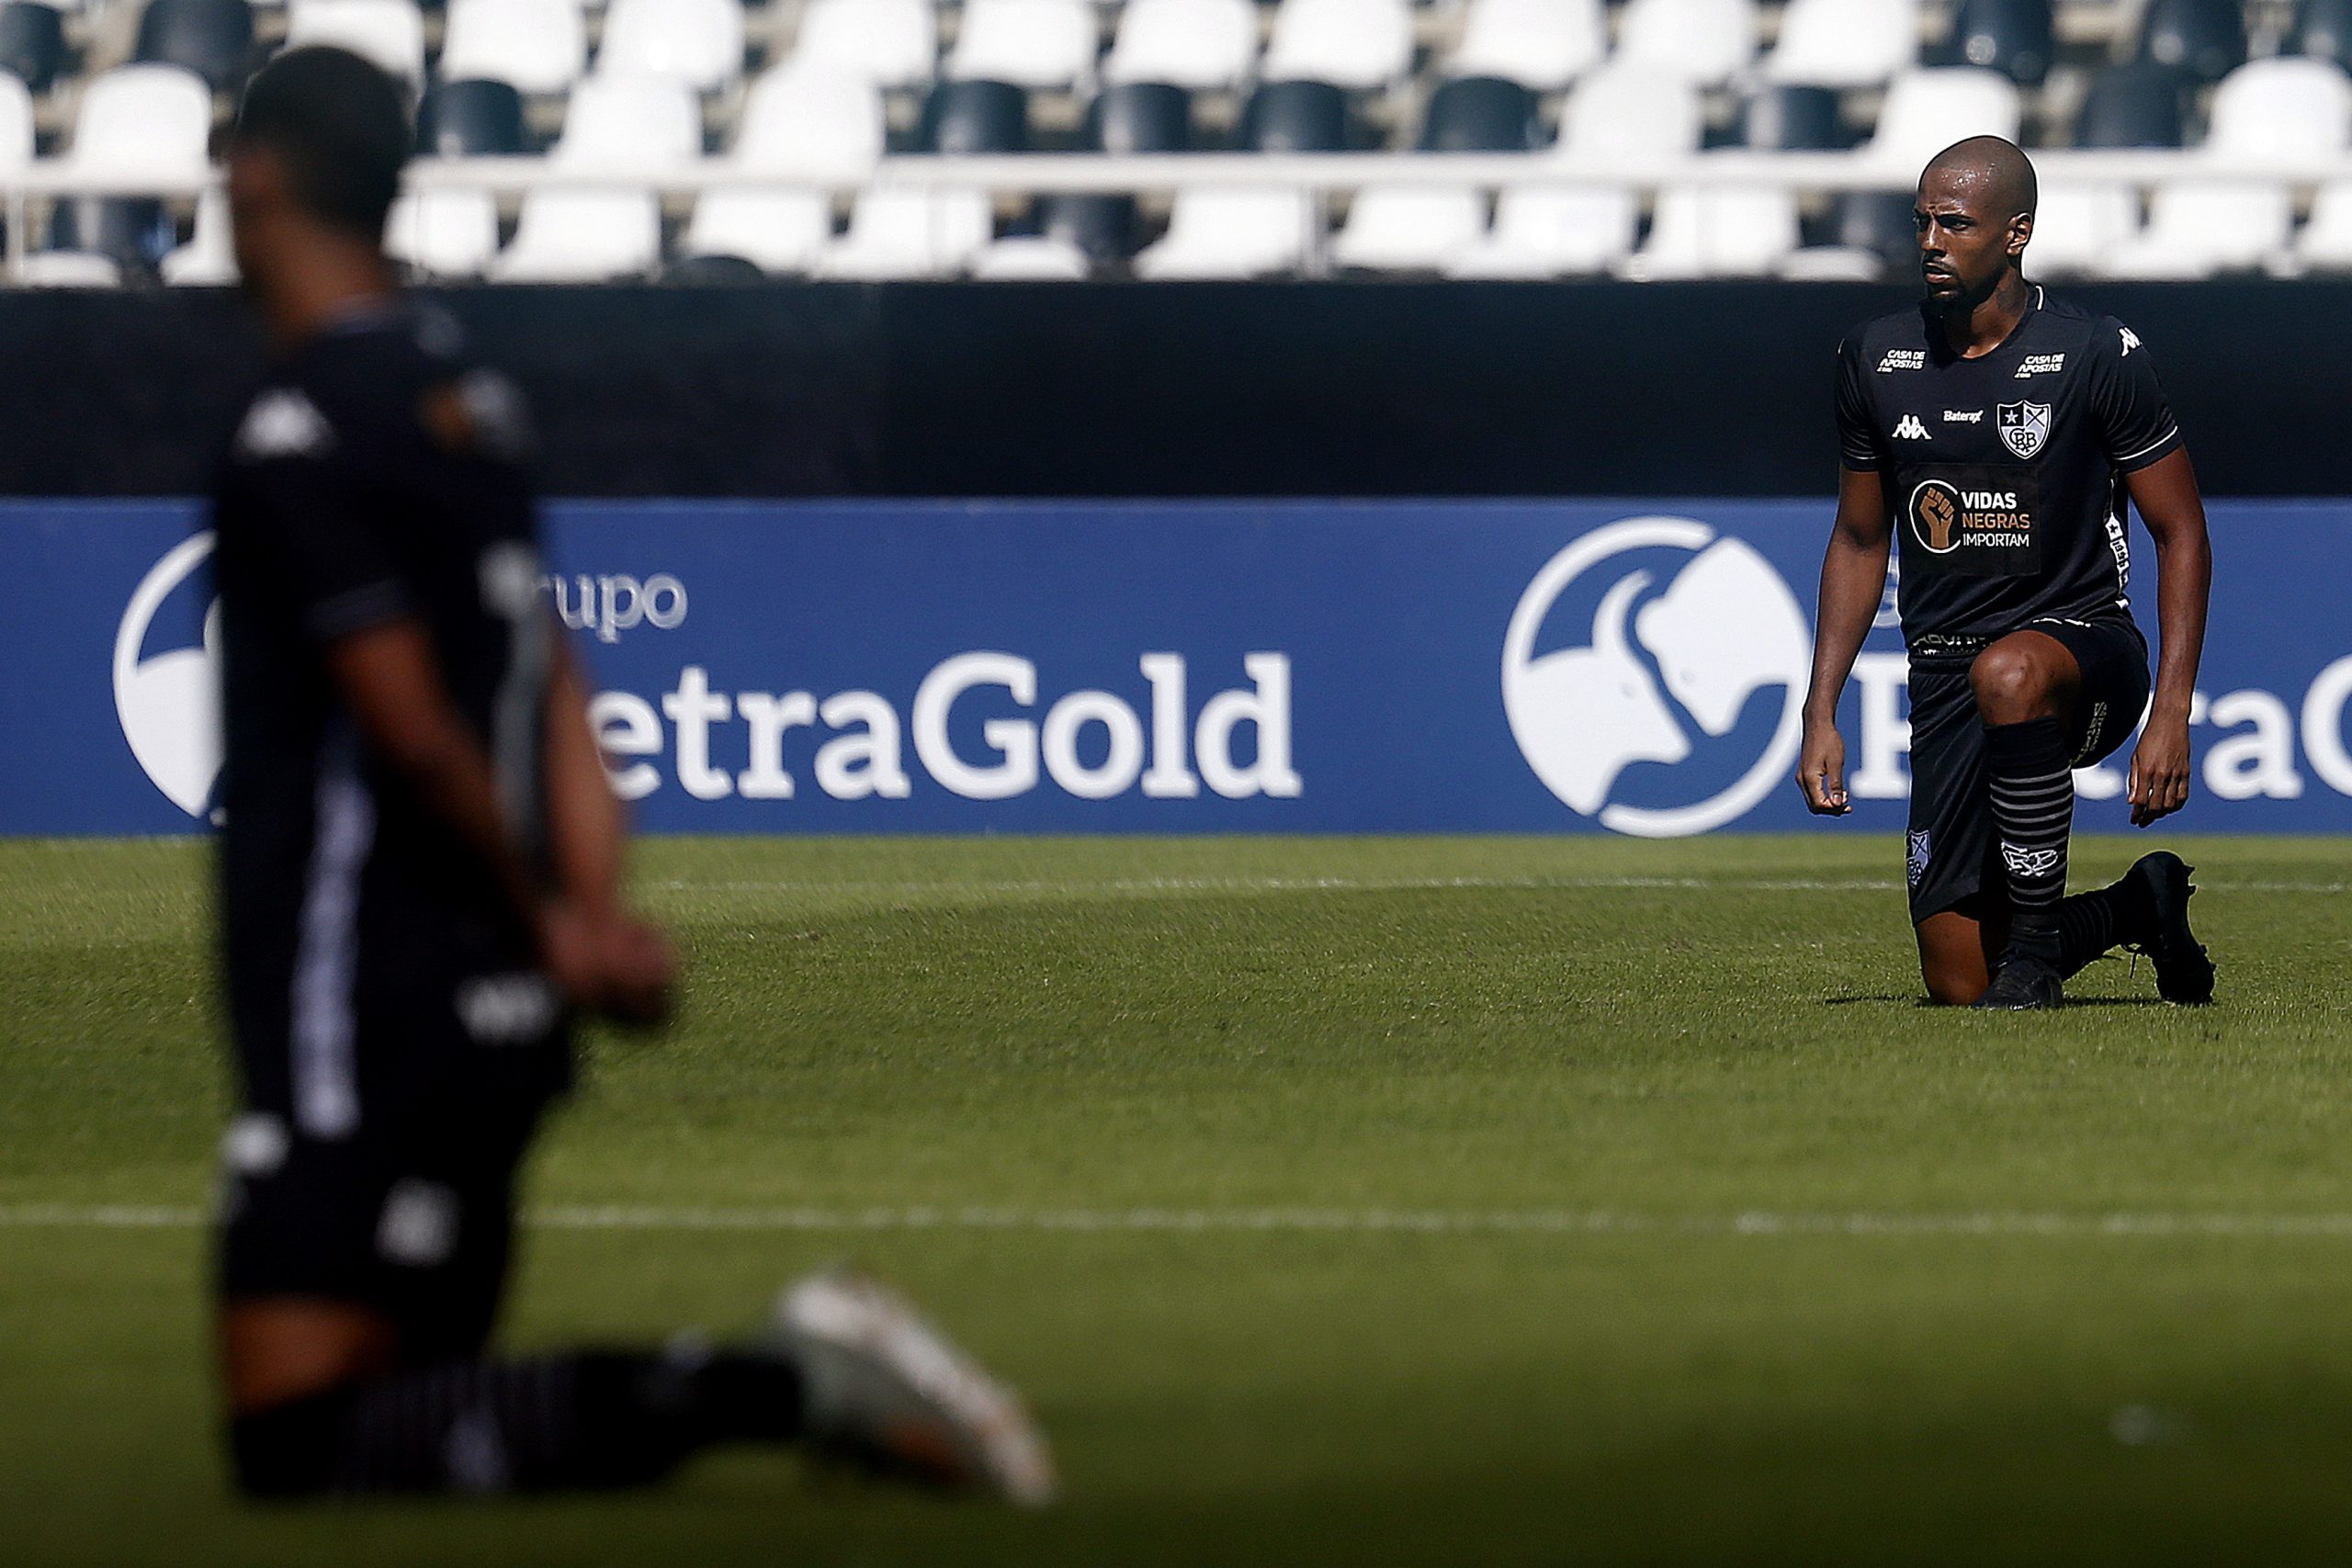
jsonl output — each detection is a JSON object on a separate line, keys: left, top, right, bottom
{"left": 211, "top": 303, "right": 553, "bottom": 1137}
{"left": 1834, "top": 288, "right": 2182, "bottom": 661}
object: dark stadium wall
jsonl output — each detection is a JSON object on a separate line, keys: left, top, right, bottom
{"left": 2, "top": 282, "right": 2347, "bottom": 500}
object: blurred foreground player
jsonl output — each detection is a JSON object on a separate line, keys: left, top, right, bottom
{"left": 211, "top": 48, "right": 1052, "bottom": 1502}
{"left": 1796, "top": 137, "right": 2215, "bottom": 1010}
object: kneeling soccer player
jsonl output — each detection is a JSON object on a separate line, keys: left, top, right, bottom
{"left": 1795, "top": 136, "right": 2215, "bottom": 1010}
{"left": 210, "top": 48, "right": 1052, "bottom": 1502}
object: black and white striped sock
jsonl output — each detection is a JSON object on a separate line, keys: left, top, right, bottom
{"left": 1984, "top": 716, "right": 2074, "bottom": 964}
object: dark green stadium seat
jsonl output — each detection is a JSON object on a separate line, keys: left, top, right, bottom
{"left": 416, "top": 77, "right": 529, "bottom": 156}
{"left": 922, "top": 79, "right": 1031, "bottom": 154}
{"left": 1941, "top": 0, "right": 2053, "bottom": 87}
{"left": 1737, "top": 85, "right": 1847, "bottom": 152}
{"left": 2135, "top": 0, "right": 2246, "bottom": 83}
{"left": 1046, "top": 83, "right": 1194, "bottom": 265}
{"left": 0, "top": 1, "right": 65, "bottom": 94}
{"left": 1241, "top": 80, "right": 1350, "bottom": 152}
{"left": 2075, "top": 61, "right": 2190, "bottom": 148}
{"left": 133, "top": 0, "right": 256, "bottom": 94}
{"left": 1419, "top": 77, "right": 1540, "bottom": 152}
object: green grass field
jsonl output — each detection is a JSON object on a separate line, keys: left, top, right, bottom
{"left": 4, "top": 833, "right": 2351, "bottom": 1567}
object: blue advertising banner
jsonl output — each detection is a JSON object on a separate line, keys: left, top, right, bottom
{"left": 4, "top": 499, "right": 2347, "bottom": 837}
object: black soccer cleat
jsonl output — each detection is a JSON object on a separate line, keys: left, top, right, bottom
{"left": 1973, "top": 954, "right": 2064, "bottom": 1010}
{"left": 2124, "top": 852, "right": 2215, "bottom": 1005}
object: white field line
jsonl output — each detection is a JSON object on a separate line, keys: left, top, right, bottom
{"left": 16, "top": 1203, "right": 2352, "bottom": 1239}
{"left": 653, "top": 874, "right": 2346, "bottom": 897}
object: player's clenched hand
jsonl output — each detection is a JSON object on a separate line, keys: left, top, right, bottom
{"left": 1796, "top": 718, "right": 1850, "bottom": 815}
{"left": 539, "top": 898, "right": 679, "bottom": 1027}
{"left": 2127, "top": 711, "right": 2193, "bottom": 828}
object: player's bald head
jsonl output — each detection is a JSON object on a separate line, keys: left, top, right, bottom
{"left": 1920, "top": 136, "right": 2038, "bottom": 222}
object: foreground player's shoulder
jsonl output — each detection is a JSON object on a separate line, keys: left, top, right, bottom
{"left": 2034, "top": 290, "right": 2152, "bottom": 367}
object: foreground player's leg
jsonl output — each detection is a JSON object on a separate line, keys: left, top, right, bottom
{"left": 226, "top": 1268, "right": 1054, "bottom": 1504}
{"left": 1969, "top": 635, "right": 2083, "bottom": 1009}
{"left": 1918, "top": 854, "right": 2213, "bottom": 1006}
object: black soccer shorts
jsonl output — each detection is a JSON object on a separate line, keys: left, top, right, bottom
{"left": 1904, "top": 614, "right": 2152, "bottom": 925}
{"left": 215, "top": 955, "right": 569, "bottom": 1359}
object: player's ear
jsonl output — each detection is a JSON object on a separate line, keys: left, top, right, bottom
{"left": 2007, "top": 210, "right": 2032, "bottom": 259}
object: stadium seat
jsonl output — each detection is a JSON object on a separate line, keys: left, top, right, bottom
{"left": 284, "top": 0, "right": 426, "bottom": 87}
{"left": 1448, "top": 67, "right": 1700, "bottom": 278}
{"left": 2074, "top": 61, "right": 2188, "bottom": 149}
{"left": 0, "top": 64, "right": 28, "bottom": 167}
{"left": 2291, "top": 180, "right": 2352, "bottom": 269}
{"left": 2136, "top": 0, "right": 2245, "bottom": 84}
{"left": 1761, "top": 0, "right": 1919, "bottom": 86}
{"left": 2294, "top": 0, "right": 2352, "bottom": 70}
{"left": 1102, "top": 0, "right": 1256, "bottom": 92}
{"left": 599, "top": 0, "right": 746, "bottom": 94}
{"left": 1240, "top": 76, "right": 1350, "bottom": 151}
{"left": 1616, "top": 0, "right": 1755, "bottom": 87}
{"left": 1625, "top": 182, "right": 1802, "bottom": 278}
{"left": 2100, "top": 182, "right": 2292, "bottom": 277}
{"left": 435, "top": 0, "right": 585, "bottom": 96}
{"left": 1419, "top": 75, "right": 1539, "bottom": 152}
{"left": 2201, "top": 56, "right": 2352, "bottom": 164}
{"left": 417, "top": 77, "right": 530, "bottom": 156}
{"left": 1737, "top": 85, "right": 1845, "bottom": 151}
{"left": 2024, "top": 184, "right": 2138, "bottom": 276}
{"left": 661, "top": 253, "right": 767, "bottom": 285}
{"left": 792, "top": 0, "right": 937, "bottom": 88}
{"left": 1446, "top": 0, "right": 1604, "bottom": 94}
{"left": 0, "top": 2, "right": 65, "bottom": 95}
{"left": 62, "top": 59, "right": 212, "bottom": 267}
{"left": 946, "top": 0, "right": 1098, "bottom": 90}
{"left": 814, "top": 186, "right": 995, "bottom": 278}
{"left": 388, "top": 186, "right": 503, "bottom": 276}
{"left": 684, "top": 65, "right": 877, "bottom": 274}
{"left": 492, "top": 76, "right": 700, "bottom": 282}
{"left": 17, "top": 250, "right": 124, "bottom": 287}
{"left": 133, "top": 0, "right": 255, "bottom": 94}
{"left": 1866, "top": 68, "right": 2021, "bottom": 166}
{"left": 922, "top": 78, "right": 1032, "bottom": 154}
{"left": 1022, "top": 81, "right": 1192, "bottom": 269}
{"left": 160, "top": 188, "right": 236, "bottom": 284}
{"left": 1939, "top": 0, "right": 2052, "bottom": 87}
{"left": 1794, "top": 190, "right": 1918, "bottom": 280}
{"left": 1329, "top": 183, "right": 1484, "bottom": 272}
{"left": 1261, "top": 0, "right": 1413, "bottom": 93}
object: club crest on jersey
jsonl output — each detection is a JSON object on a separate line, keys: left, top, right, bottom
{"left": 1997, "top": 400, "right": 2051, "bottom": 459}
{"left": 1906, "top": 830, "right": 1932, "bottom": 887}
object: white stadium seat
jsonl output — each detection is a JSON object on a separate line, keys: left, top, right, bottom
{"left": 285, "top": 0, "right": 426, "bottom": 86}
{"left": 1261, "top": 0, "right": 1413, "bottom": 92}
{"left": 1133, "top": 187, "right": 1318, "bottom": 278}
{"left": 0, "top": 72, "right": 30, "bottom": 172}
{"left": 2293, "top": 182, "right": 2352, "bottom": 272}
{"left": 2026, "top": 183, "right": 2138, "bottom": 277}
{"left": 437, "top": 0, "right": 586, "bottom": 96}
{"left": 1617, "top": 0, "right": 1756, "bottom": 87}
{"left": 793, "top": 0, "right": 938, "bottom": 88}
{"left": 1447, "top": 67, "right": 1700, "bottom": 277}
{"left": 492, "top": 76, "right": 700, "bottom": 281}
{"left": 1446, "top": 0, "right": 1605, "bottom": 93}
{"left": 1329, "top": 185, "right": 1485, "bottom": 272}
{"left": 598, "top": 0, "right": 747, "bottom": 93}
{"left": 1624, "top": 184, "right": 1802, "bottom": 279}
{"left": 161, "top": 189, "right": 237, "bottom": 285}
{"left": 2204, "top": 57, "right": 2352, "bottom": 164}
{"left": 17, "top": 251, "right": 123, "bottom": 287}
{"left": 389, "top": 190, "right": 503, "bottom": 276}
{"left": 969, "top": 234, "right": 1094, "bottom": 278}
{"left": 1867, "top": 68, "right": 2022, "bottom": 165}
{"left": 947, "top": 0, "right": 1099, "bottom": 89}
{"left": 684, "top": 65, "right": 882, "bottom": 273}
{"left": 69, "top": 64, "right": 212, "bottom": 178}
{"left": 2099, "top": 182, "right": 2292, "bottom": 278}
{"left": 1103, "top": 0, "right": 1257, "bottom": 92}
{"left": 815, "top": 187, "right": 994, "bottom": 278}
{"left": 1763, "top": 0, "right": 1918, "bottom": 87}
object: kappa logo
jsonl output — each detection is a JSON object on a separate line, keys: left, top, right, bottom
{"left": 1893, "top": 414, "right": 1931, "bottom": 441}
{"left": 2120, "top": 326, "right": 2142, "bottom": 356}
{"left": 2002, "top": 842, "right": 2063, "bottom": 879}
{"left": 1906, "top": 829, "right": 1932, "bottom": 887}
{"left": 1502, "top": 517, "right": 1811, "bottom": 839}
{"left": 1877, "top": 348, "right": 1927, "bottom": 373}
{"left": 1998, "top": 400, "right": 2052, "bottom": 459}
{"left": 2016, "top": 354, "right": 2066, "bottom": 378}
{"left": 115, "top": 533, "right": 224, "bottom": 819}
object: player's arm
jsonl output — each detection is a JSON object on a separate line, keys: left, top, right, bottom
{"left": 2121, "top": 448, "right": 2211, "bottom": 828}
{"left": 1795, "top": 465, "right": 1892, "bottom": 815}
{"left": 541, "top": 636, "right": 676, "bottom": 1023}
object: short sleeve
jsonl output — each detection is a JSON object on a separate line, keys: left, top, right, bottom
{"left": 2089, "top": 319, "right": 2183, "bottom": 473}
{"left": 230, "top": 388, "right": 411, "bottom": 641}
{"left": 1834, "top": 338, "right": 1881, "bottom": 471}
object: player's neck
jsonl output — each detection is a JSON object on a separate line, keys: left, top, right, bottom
{"left": 256, "top": 240, "right": 402, "bottom": 356}
{"left": 1938, "top": 271, "right": 2032, "bottom": 360}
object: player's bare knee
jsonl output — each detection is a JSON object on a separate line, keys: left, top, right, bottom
{"left": 1969, "top": 645, "right": 2052, "bottom": 724}
{"left": 1921, "top": 964, "right": 1984, "bottom": 1006}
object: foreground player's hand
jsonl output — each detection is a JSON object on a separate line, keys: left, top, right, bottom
{"left": 540, "top": 899, "right": 678, "bottom": 1027}
{"left": 1796, "top": 719, "right": 1850, "bottom": 815}
{"left": 2127, "top": 712, "right": 2193, "bottom": 828}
